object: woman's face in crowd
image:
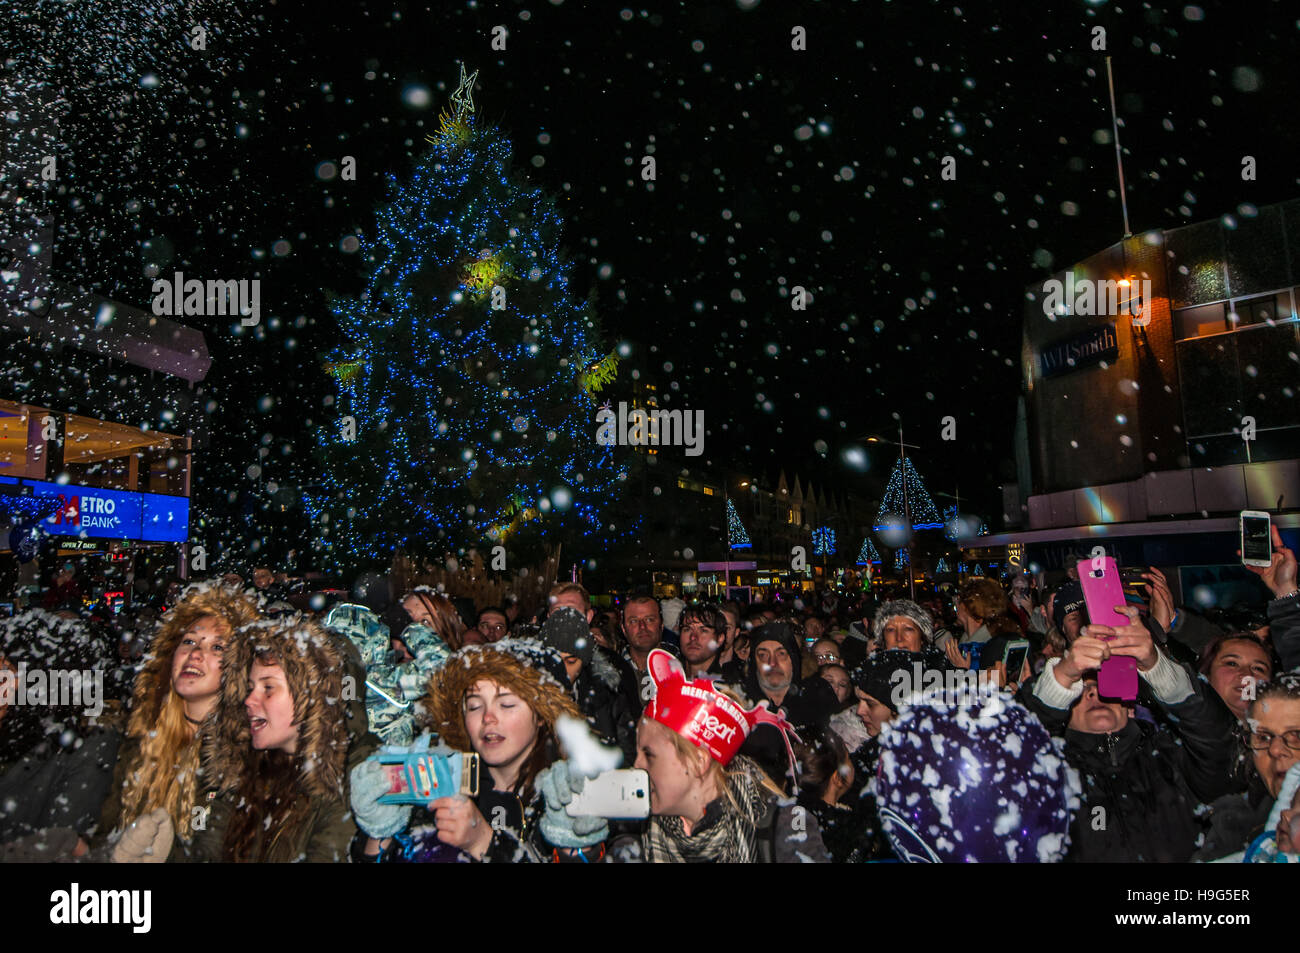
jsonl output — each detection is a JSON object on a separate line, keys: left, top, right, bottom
{"left": 634, "top": 718, "right": 699, "bottom": 817}
{"left": 403, "top": 595, "right": 435, "bottom": 627}
{"left": 855, "top": 689, "right": 893, "bottom": 737}
{"left": 820, "top": 665, "right": 851, "bottom": 704}
{"left": 171, "top": 615, "right": 227, "bottom": 702}
{"left": 1208, "top": 640, "right": 1272, "bottom": 719}
{"left": 881, "top": 615, "right": 924, "bottom": 653}
{"left": 246, "top": 661, "right": 298, "bottom": 753}
{"left": 811, "top": 639, "right": 841, "bottom": 667}
{"left": 463, "top": 679, "right": 540, "bottom": 771}
{"left": 1249, "top": 696, "right": 1300, "bottom": 798}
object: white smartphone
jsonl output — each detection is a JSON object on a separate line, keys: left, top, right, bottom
{"left": 565, "top": 768, "right": 651, "bottom": 820}
{"left": 1240, "top": 510, "right": 1273, "bottom": 569}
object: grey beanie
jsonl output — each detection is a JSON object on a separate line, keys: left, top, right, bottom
{"left": 872, "top": 599, "right": 935, "bottom": 645}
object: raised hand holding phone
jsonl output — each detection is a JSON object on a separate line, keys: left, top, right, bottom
{"left": 1088, "top": 605, "right": 1159, "bottom": 671}
{"left": 1077, "top": 556, "right": 1139, "bottom": 700}
{"left": 1240, "top": 511, "right": 1274, "bottom": 569}
{"left": 1239, "top": 523, "right": 1298, "bottom": 599}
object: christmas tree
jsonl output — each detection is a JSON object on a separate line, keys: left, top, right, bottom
{"left": 311, "top": 67, "right": 628, "bottom": 567}
{"left": 726, "top": 498, "right": 751, "bottom": 550}
{"left": 874, "top": 457, "right": 943, "bottom": 530}
{"left": 856, "top": 536, "right": 881, "bottom": 566}
{"left": 812, "top": 525, "right": 836, "bottom": 556}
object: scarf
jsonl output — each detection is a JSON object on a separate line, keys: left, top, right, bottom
{"left": 643, "top": 757, "right": 769, "bottom": 863}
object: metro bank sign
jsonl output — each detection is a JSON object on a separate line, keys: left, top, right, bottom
{"left": 0, "top": 477, "right": 189, "bottom": 543}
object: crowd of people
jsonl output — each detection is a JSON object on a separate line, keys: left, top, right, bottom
{"left": 1, "top": 526, "right": 1298, "bottom": 863}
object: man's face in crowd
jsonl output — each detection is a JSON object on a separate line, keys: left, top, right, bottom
{"left": 720, "top": 609, "right": 739, "bottom": 654}
{"left": 1068, "top": 679, "right": 1130, "bottom": 735}
{"left": 477, "top": 610, "right": 509, "bottom": 643}
{"left": 623, "top": 601, "right": 663, "bottom": 652}
{"left": 1060, "top": 609, "right": 1085, "bottom": 644}
{"left": 550, "top": 591, "right": 593, "bottom": 623}
{"left": 680, "top": 618, "right": 720, "bottom": 666}
{"left": 755, "top": 640, "right": 793, "bottom": 697}
{"left": 881, "top": 615, "right": 924, "bottom": 653}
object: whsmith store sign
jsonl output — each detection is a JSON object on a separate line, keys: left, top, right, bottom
{"left": 1037, "top": 323, "right": 1119, "bottom": 380}
{"left": 0, "top": 476, "right": 189, "bottom": 543}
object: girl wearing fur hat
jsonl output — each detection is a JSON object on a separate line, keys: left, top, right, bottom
{"left": 629, "top": 649, "right": 829, "bottom": 862}
{"left": 96, "top": 582, "right": 260, "bottom": 854}
{"left": 201, "top": 615, "right": 357, "bottom": 861}
{"left": 112, "top": 615, "right": 360, "bottom": 862}
{"left": 354, "top": 639, "right": 609, "bottom": 863}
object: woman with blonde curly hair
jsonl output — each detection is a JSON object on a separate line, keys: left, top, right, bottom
{"left": 115, "top": 613, "right": 360, "bottom": 862}
{"left": 96, "top": 582, "right": 260, "bottom": 851}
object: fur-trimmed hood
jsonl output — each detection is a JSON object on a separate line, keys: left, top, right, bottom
{"left": 588, "top": 645, "right": 623, "bottom": 691}
{"left": 416, "top": 638, "right": 581, "bottom": 751}
{"left": 201, "top": 614, "right": 352, "bottom": 801}
{"left": 126, "top": 582, "right": 262, "bottom": 743}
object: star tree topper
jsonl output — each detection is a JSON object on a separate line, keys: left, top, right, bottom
{"left": 450, "top": 63, "right": 479, "bottom": 121}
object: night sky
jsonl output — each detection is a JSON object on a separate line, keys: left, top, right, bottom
{"left": 9, "top": 0, "right": 1300, "bottom": 569}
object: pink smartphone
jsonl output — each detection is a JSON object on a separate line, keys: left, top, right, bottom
{"left": 1076, "top": 557, "right": 1139, "bottom": 700}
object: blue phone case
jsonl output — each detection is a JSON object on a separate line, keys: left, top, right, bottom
{"left": 372, "top": 751, "right": 465, "bottom": 805}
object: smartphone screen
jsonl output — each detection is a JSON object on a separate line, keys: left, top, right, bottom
{"left": 1242, "top": 514, "right": 1272, "bottom": 563}
{"left": 1002, "top": 641, "right": 1029, "bottom": 678}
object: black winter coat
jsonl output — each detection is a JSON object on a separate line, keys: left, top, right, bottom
{"left": 1269, "top": 592, "right": 1300, "bottom": 671}
{"left": 1019, "top": 665, "right": 1237, "bottom": 863}
{"left": 795, "top": 790, "right": 890, "bottom": 863}
{"left": 573, "top": 647, "right": 641, "bottom": 765}
{"left": 1194, "top": 778, "right": 1273, "bottom": 862}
